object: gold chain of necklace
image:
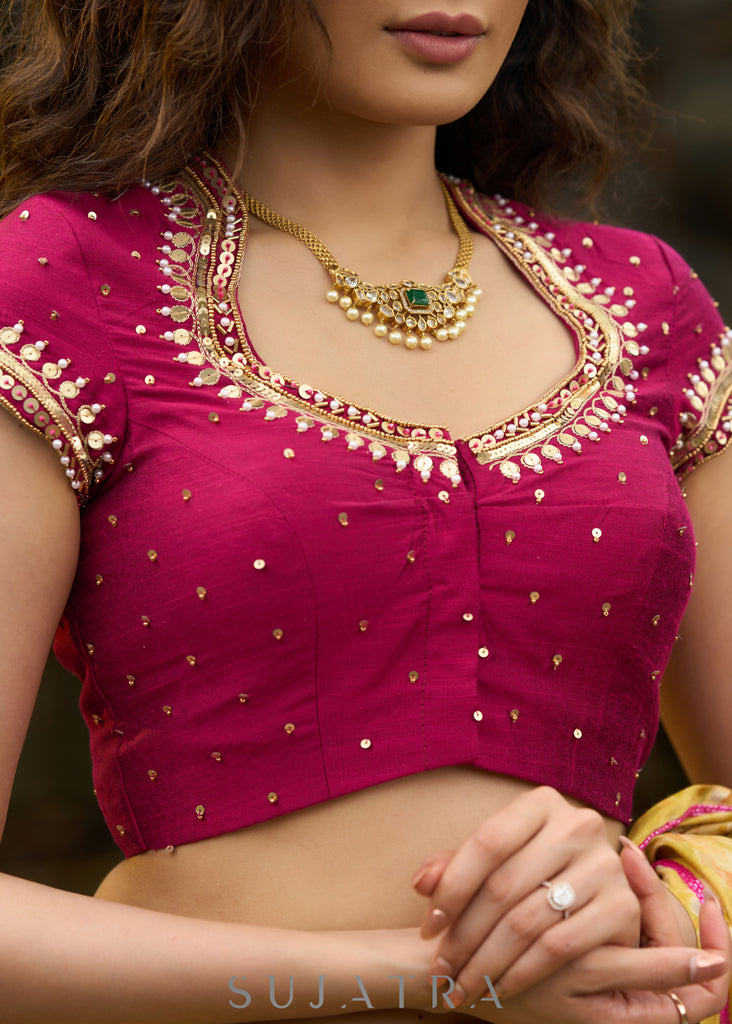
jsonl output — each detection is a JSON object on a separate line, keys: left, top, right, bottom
{"left": 242, "top": 181, "right": 482, "bottom": 352}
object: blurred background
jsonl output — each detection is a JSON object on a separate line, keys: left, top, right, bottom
{"left": 1, "top": 0, "right": 731, "bottom": 892}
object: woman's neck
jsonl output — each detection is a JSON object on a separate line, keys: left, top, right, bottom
{"left": 218, "top": 91, "right": 451, "bottom": 262}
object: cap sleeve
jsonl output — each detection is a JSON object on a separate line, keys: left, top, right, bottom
{"left": 0, "top": 194, "right": 127, "bottom": 504}
{"left": 658, "top": 239, "right": 732, "bottom": 482}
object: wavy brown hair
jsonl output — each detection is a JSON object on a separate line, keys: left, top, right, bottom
{"left": 0, "top": 0, "right": 648, "bottom": 217}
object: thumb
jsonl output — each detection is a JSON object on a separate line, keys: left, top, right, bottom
{"left": 619, "top": 835, "right": 682, "bottom": 947}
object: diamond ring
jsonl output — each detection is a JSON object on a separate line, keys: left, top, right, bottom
{"left": 541, "top": 880, "right": 576, "bottom": 917}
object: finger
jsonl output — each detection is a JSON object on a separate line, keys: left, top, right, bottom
{"left": 411, "top": 850, "right": 454, "bottom": 896}
{"left": 433, "top": 829, "right": 638, "bottom": 980}
{"left": 420, "top": 788, "right": 555, "bottom": 938}
{"left": 462, "top": 880, "right": 639, "bottom": 1000}
{"left": 574, "top": 943, "right": 728, "bottom": 993}
{"left": 620, "top": 837, "right": 682, "bottom": 947}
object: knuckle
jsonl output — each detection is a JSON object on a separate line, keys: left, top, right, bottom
{"left": 538, "top": 924, "right": 575, "bottom": 961}
{"left": 568, "top": 807, "right": 606, "bottom": 842}
{"left": 481, "top": 866, "right": 514, "bottom": 905}
{"left": 502, "top": 902, "right": 540, "bottom": 942}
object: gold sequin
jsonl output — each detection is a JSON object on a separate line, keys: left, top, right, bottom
{"left": 640, "top": 435, "right": 649, "bottom": 445}
{"left": 95, "top": 575, "right": 103, "bottom": 586}
{"left": 592, "top": 528, "right": 602, "bottom": 542}
{"left": 360, "top": 738, "right": 372, "bottom": 749}
{"left": 617, "top": 472, "right": 627, "bottom": 484}
{"left": 208, "top": 412, "right": 220, "bottom": 423}
{"left": 652, "top": 615, "right": 661, "bottom": 627}
{"left": 86, "top": 643, "right": 95, "bottom": 655}
{"left": 529, "top": 591, "right": 540, "bottom": 604}
{"left": 283, "top": 448, "right": 295, "bottom": 459}
{"left": 141, "top": 615, "right": 150, "bottom": 627}
{"left": 238, "top": 693, "right": 249, "bottom": 704}
{"left": 91, "top": 714, "right": 102, "bottom": 725}
{"left": 478, "top": 646, "right": 489, "bottom": 658}
{"left": 19, "top": 210, "right": 30, "bottom": 221}
{"left": 473, "top": 710, "right": 484, "bottom": 722}
{"left": 438, "top": 490, "right": 450, "bottom": 503}
{"left": 147, "top": 549, "right": 158, "bottom": 562}
{"left": 136, "top": 325, "right": 147, "bottom": 335}
{"left": 186, "top": 654, "right": 197, "bottom": 666}
{"left": 338, "top": 512, "right": 349, "bottom": 526}
{"left": 358, "top": 620, "right": 369, "bottom": 632}
{"left": 462, "top": 612, "right": 474, "bottom": 622}
{"left": 196, "top": 586, "right": 207, "bottom": 600}
{"left": 87, "top": 211, "right": 98, "bottom": 221}
{"left": 614, "top": 793, "right": 621, "bottom": 807}
{"left": 147, "top": 769, "right": 157, "bottom": 781}
{"left": 609, "top": 756, "right": 618, "bottom": 766}
{"left": 629, "top": 256, "right": 641, "bottom": 266}
{"left": 253, "top": 558, "right": 266, "bottom": 570}
{"left": 115, "top": 824, "right": 125, "bottom": 835}
{"left": 130, "top": 210, "right": 140, "bottom": 217}
{"left": 182, "top": 488, "right": 192, "bottom": 501}
{"left": 107, "top": 514, "right": 118, "bottom": 527}
{"left": 37, "top": 257, "right": 48, "bottom": 266}
{"left": 374, "top": 479, "right": 385, "bottom": 492}
{"left": 505, "top": 530, "right": 516, "bottom": 545}
{"left": 50, "top": 310, "right": 59, "bottom": 320}
{"left": 602, "top": 602, "right": 612, "bottom": 617}
{"left": 535, "top": 489, "right": 545, "bottom": 504}
{"left": 104, "top": 372, "right": 116, "bottom": 383}
{"left": 406, "top": 549, "right": 416, "bottom": 563}
{"left": 582, "top": 237, "right": 594, "bottom": 248}
{"left": 164, "top": 845, "right": 175, "bottom": 853}
{"left": 267, "top": 792, "right": 279, "bottom": 804}
{"left": 409, "top": 671, "right": 419, "bottom": 683}
{"left": 162, "top": 705, "right": 172, "bottom": 716}
{"left": 662, "top": 322, "right": 670, "bottom": 336}
{"left": 640, "top": 729, "right": 646, "bottom": 740}
{"left": 100, "top": 284, "right": 111, "bottom": 296}
{"left": 649, "top": 407, "right": 658, "bottom": 417}
{"left": 284, "top": 723, "right": 295, "bottom": 734}
{"left": 131, "top": 251, "right": 141, "bottom": 259}
{"left": 195, "top": 805, "right": 205, "bottom": 820}
{"left": 145, "top": 375, "right": 156, "bottom": 386}
{"left": 553, "top": 654, "right": 563, "bottom": 668}
{"left": 509, "top": 709, "right": 520, "bottom": 723}
{"left": 272, "top": 628, "right": 284, "bottom": 640}
{"left": 573, "top": 728, "right": 583, "bottom": 739}
{"left": 211, "top": 751, "right": 222, "bottom": 761}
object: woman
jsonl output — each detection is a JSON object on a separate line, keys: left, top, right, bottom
{"left": 0, "top": 1, "right": 730, "bottom": 1022}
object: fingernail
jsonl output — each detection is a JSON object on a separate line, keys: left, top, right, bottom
{"left": 430, "top": 956, "right": 453, "bottom": 978}
{"left": 411, "top": 865, "right": 431, "bottom": 889}
{"left": 703, "top": 883, "right": 720, "bottom": 907}
{"left": 449, "top": 984, "right": 466, "bottom": 1008}
{"left": 691, "top": 953, "right": 727, "bottom": 982}
{"left": 421, "top": 907, "right": 449, "bottom": 939}
{"left": 619, "top": 835, "right": 646, "bottom": 857}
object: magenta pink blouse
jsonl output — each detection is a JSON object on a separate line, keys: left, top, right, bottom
{"left": 1, "top": 154, "right": 730, "bottom": 856}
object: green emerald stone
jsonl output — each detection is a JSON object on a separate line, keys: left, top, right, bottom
{"left": 405, "top": 288, "right": 430, "bottom": 309}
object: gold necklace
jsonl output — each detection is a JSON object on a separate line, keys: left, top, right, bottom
{"left": 242, "top": 181, "right": 481, "bottom": 352}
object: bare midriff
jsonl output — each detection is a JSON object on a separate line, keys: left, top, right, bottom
{"left": 95, "top": 766, "right": 625, "bottom": 1023}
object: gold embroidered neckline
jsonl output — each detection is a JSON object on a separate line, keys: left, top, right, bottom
{"left": 151, "top": 155, "right": 640, "bottom": 483}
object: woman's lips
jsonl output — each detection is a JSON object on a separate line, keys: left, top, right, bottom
{"left": 385, "top": 11, "right": 484, "bottom": 64}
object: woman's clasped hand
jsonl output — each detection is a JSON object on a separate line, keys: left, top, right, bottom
{"left": 408, "top": 786, "right": 730, "bottom": 1023}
